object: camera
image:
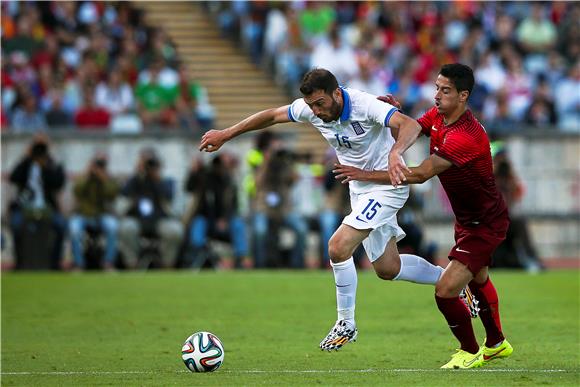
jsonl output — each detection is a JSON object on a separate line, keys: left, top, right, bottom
{"left": 94, "top": 158, "right": 107, "bottom": 169}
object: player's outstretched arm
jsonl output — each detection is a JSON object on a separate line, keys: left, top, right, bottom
{"left": 385, "top": 111, "right": 423, "bottom": 186}
{"left": 333, "top": 154, "right": 452, "bottom": 185}
{"left": 199, "top": 105, "right": 291, "bottom": 152}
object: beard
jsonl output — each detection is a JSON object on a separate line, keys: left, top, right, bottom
{"left": 320, "top": 99, "right": 342, "bottom": 122}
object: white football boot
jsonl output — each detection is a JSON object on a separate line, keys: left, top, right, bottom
{"left": 319, "top": 320, "right": 358, "bottom": 351}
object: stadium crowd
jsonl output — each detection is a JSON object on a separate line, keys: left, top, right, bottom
{"left": 208, "top": 1, "right": 579, "bottom": 134}
{"left": 2, "top": 1, "right": 558, "bottom": 272}
{"left": 1, "top": 1, "right": 214, "bottom": 133}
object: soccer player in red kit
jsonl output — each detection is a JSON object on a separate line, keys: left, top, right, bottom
{"left": 333, "top": 63, "right": 513, "bottom": 369}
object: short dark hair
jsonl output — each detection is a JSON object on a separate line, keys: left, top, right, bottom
{"left": 439, "top": 63, "right": 474, "bottom": 97}
{"left": 299, "top": 68, "right": 339, "bottom": 96}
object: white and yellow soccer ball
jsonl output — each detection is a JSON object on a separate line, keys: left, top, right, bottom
{"left": 181, "top": 331, "right": 224, "bottom": 372}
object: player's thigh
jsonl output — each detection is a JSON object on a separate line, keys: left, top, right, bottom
{"left": 328, "top": 223, "right": 370, "bottom": 262}
{"left": 436, "top": 260, "right": 474, "bottom": 297}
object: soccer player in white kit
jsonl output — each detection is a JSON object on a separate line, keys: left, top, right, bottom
{"left": 200, "top": 69, "right": 476, "bottom": 351}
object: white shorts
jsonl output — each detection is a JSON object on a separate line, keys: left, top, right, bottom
{"left": 342, "top": 187, "right": 409, "bottom": 262}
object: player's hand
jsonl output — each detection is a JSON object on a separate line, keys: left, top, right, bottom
{"left": 199, "top": 129, "right": 228, "bottom": 152}
{"left": 388, "top": 151, "right": 411, "bottom": 187}
{"left": 333, "top": 163, "right": 367, "bottom": 184}
{"left": 377, "top": 94, "right": 402, "bottom": 110}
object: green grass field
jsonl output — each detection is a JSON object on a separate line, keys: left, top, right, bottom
{"left": 2, "top": 270, "right": 579, "bottom": 386}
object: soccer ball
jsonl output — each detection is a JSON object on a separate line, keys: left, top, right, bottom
{"left": 181, "top": 331, "right": 224, "bottom": 372}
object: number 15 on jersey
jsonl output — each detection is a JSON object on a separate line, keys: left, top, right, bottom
{"left": 335, "top": 134, "right": 352, "bottom": 149}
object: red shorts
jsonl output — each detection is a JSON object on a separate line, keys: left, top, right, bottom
{"left": 448, "top": 218, "right": 509, "bottom": 275}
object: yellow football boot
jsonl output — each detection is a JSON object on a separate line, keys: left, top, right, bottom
{"left": 482, "top": 339, "right": 513, "bottom": 363}
{"left": 440, "top": 349, "right": 484, "bottom": 369}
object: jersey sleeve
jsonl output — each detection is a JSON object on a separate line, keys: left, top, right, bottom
{"left": 436, "top": 130, "right": 481, "bottom": 167}
{"left": 417, "top": 107, "right": 437, "bottom": 136}
{"left": 288, "top": 98, "right": 314, "bottom": 123}
{"left": 366, "top": 95, "right": 398, "bottom": 127}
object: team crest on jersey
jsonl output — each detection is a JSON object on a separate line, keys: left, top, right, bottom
{"left": 351, "top": 121, "right": 365, "bottom": 135}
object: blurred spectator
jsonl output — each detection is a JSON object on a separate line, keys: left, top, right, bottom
{"left": 387, "top": 64, "right": 421, "bottom": 113}
{"left": 95, "top": 67, "right": 135, "bottom": 117}
{"left": 554, "top": 61, "right": 580, "bottom": 132}
{"left": 516, "top": 4, "right": 557, "bottom": 54}
{"left": 137, "top": 56, "right": 178, "bottom": 89}
{"left": 69, "top": 153, "right": 119, "bottom": 270}
{"left": 310, "top": 26, "right": 359, "bottom": 84}
{"left": 299, "top": 2, "right": 336, "bottom": 43}
{"left": 11, "top": 93, "right": 47, "bottom": 133}
{"left": 556, "top": 3, "right": 580, "bottom": 63}
{"left": 53, "top": 2, "right": 81, "bottom": 48}
{"left": 484, "top": 89, "right": 518, "bottom": 135}
{"left": 273, "top": 6, "right": 310, "bottom": 95}
{"left": 173, "top": 65, "right": 202, "bottom": 132}
{"left": 185, "top": 153, "right": 249, "bottom": 269}
{"left": 475, "top": 50, "right": 507, "bottom": 94}
{"left": 492, "top": 145, "right": 544, "bottom": 272}
{"left": 62, "top": 55, "right": 98, "bottom": 116}
{"left": 118, "top": 148, "right": 184, "bottom": 268}
{"left": 8, "top": 51, "right": 36, "bottom": 86}
{"left": 135, "top": 59, "right": 176, "bottom": 127}
{"left": 347, "top": 55, "right": 385, "bottom": 96}
{"left": 244, "top": 130, "right": 276, "bottom": 211}
{"left": 3, "top": 12, "right": 43, "bottom": 57}
{"left": 525, "top": 97, "right": 557, "bottom": 127}
{"left": 142, "top": 28, "right": 178, "bottom": 68}
{"left": 290, "top": 152, "right": 324, "bottom": 266}
{"left": 74, "top": 86, "right": 110, "bottom": 129}
{"left": 45, "top": 88, "right": 72, "bottom": 128}
{"left": 8, "top": 136, "right": 66, "bottom": 269}
{"left": 503, "top": 55, "right": 533, "bottom": 121}
{"left": 88, "top": 30, "right": 112, "bottom": 75}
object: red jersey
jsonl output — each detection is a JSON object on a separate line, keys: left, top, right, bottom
{"left": 74, "top": 108, "right": 111, "bottom": 129}
{"left": 417, "top": 107, "right": 508, "bottom": 227}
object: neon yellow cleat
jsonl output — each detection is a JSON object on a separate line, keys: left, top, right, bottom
{"left": 440, "top": 349, "right": 484, "bottom": 369}
{"left": 482, "top": 339, "right": 513, "bottom": 363}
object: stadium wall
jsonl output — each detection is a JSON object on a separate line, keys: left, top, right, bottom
{"left": 1, "top": 131, "right": 578, "bottom": 262}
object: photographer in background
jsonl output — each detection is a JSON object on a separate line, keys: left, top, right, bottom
{"left": 118, "top": 148, "right": 184, "bottom": 268}
{"left": 68, "top": 153, "right": 119, "bottom": 270}
{"left": 185, "top": 153, "right": 249, "bottom": 268}
{"left": 252, "top": 145, "right": 307, "bottom": 268}
{"left": 492, "top": 143, "right": 544, "bottom": 272}
{"left": 8, "top": 135, "right": 66, "bottom": 269}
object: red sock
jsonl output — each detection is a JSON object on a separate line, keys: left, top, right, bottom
{"left": 469, "top": 278, "right": 505, "bottom": 347}
{"left": 435, "top": 295, "right": 479, "bottom": 354}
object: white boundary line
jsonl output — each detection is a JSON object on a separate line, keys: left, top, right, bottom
{"left": 1, "top": 369, "right": 572, "bottom": 376}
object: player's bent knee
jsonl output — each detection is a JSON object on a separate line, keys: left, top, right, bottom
{"left": 374, "top": 266, "right": 398, "bottom": 281}
{"left": 328, "top": 241, "right": 350, "bottom": 263}
{"left": 375, "top": 270, "right": 396, "bottom": 281}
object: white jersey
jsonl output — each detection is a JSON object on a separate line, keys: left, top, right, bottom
{"left": 288, "top": 87, "right": 398, "bottom": 194}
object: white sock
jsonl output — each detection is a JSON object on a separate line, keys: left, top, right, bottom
{"left": 393, "top": 254, "right": 444, "bottom": 285}
{"left": 331, "top": 257, "right": 357, "bottom": 325}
